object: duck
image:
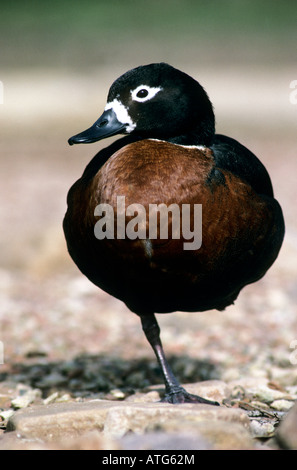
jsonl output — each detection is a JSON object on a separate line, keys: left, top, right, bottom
{"left": 64, "top": 62, "right": 285, "bottom": 405}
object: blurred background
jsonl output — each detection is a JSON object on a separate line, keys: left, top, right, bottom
{"left": 0, "top": 0, "right": 296, "bottom": 393}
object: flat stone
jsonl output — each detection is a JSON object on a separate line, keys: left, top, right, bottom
{"left": 125, "top": 421, "right": 254, "bottom": 450}
{"left": 7, "top": 399, "right": 116, "bottom": 441}
{"left": 120, "top": 431, "right": 212, "bottom": 450}
{"left": 0, "top": 430, "right": 120, "bottom": 450}
{"left": 0, "top": 432, "right": 27, "bottom": 450}
{"left": 189, "top": 420, "right": 254, "bottom": 450}
{"left": 7, "top": 398, "right": 249, "bottom": 443}
{"left": 103, "top": 402, "right": 249, "bottom": 440}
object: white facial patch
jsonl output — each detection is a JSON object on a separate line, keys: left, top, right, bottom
{"left": 105, "top": 99, "right": 136, "bottom": 133}
{"left": 131, "top": 85, "right": 163, "bottom": 103}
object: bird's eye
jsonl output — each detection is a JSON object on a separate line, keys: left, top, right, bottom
{"left": 131, "top": 85, "right": 163, "bottom": 103}
{"left": 136, "top": 89, "right": 149, "bottom": 98}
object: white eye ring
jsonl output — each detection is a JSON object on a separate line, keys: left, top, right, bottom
{"left": 131, "top": 85, "right": 163, "bottom": 103}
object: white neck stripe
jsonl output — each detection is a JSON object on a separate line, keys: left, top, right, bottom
{"left": 148, "top": 138, "right": 206, "bottom": 150}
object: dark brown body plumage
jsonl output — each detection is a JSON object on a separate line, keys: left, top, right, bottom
{"left": 64, "top": 139, "right": 283, "bottom": 315}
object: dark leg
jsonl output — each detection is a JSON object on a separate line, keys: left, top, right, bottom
{"left": 140, "top": 314, "right": 219, "bottom": 405}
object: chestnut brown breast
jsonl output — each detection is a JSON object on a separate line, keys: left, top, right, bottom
{"left": 63, "top": 139, "right": 283, "bottom": 315}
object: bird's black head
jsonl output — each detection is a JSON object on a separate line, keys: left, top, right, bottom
{"left": 68, "top": 63, "right": 215, "bottom": 147}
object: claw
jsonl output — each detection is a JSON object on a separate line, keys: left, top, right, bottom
{"left": 161, "top": 386, "right": 220, "bottom": 406}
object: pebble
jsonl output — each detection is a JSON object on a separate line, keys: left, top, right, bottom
{"left": 125, "top": 391, "right": 161, "bottom": 403}
{"left": 250, "top": 386, "right": 288, "bottom": 404}
{"left": 249, "top": 419, "right": 275, "bottom": 439}
{"left": 107, "top": 389, "right": 126, "bottom": 400}
{"left": 11, "top": 388, "right": 42, "bottom": 409}
{"left": 270, "top": 399, "right": 295, "bottom": 412}
{"left": 0, "top": 410, "right": 15, "bottom": 423}
{"left": 43, "top": 392, "right": 73, "bottom": 405}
